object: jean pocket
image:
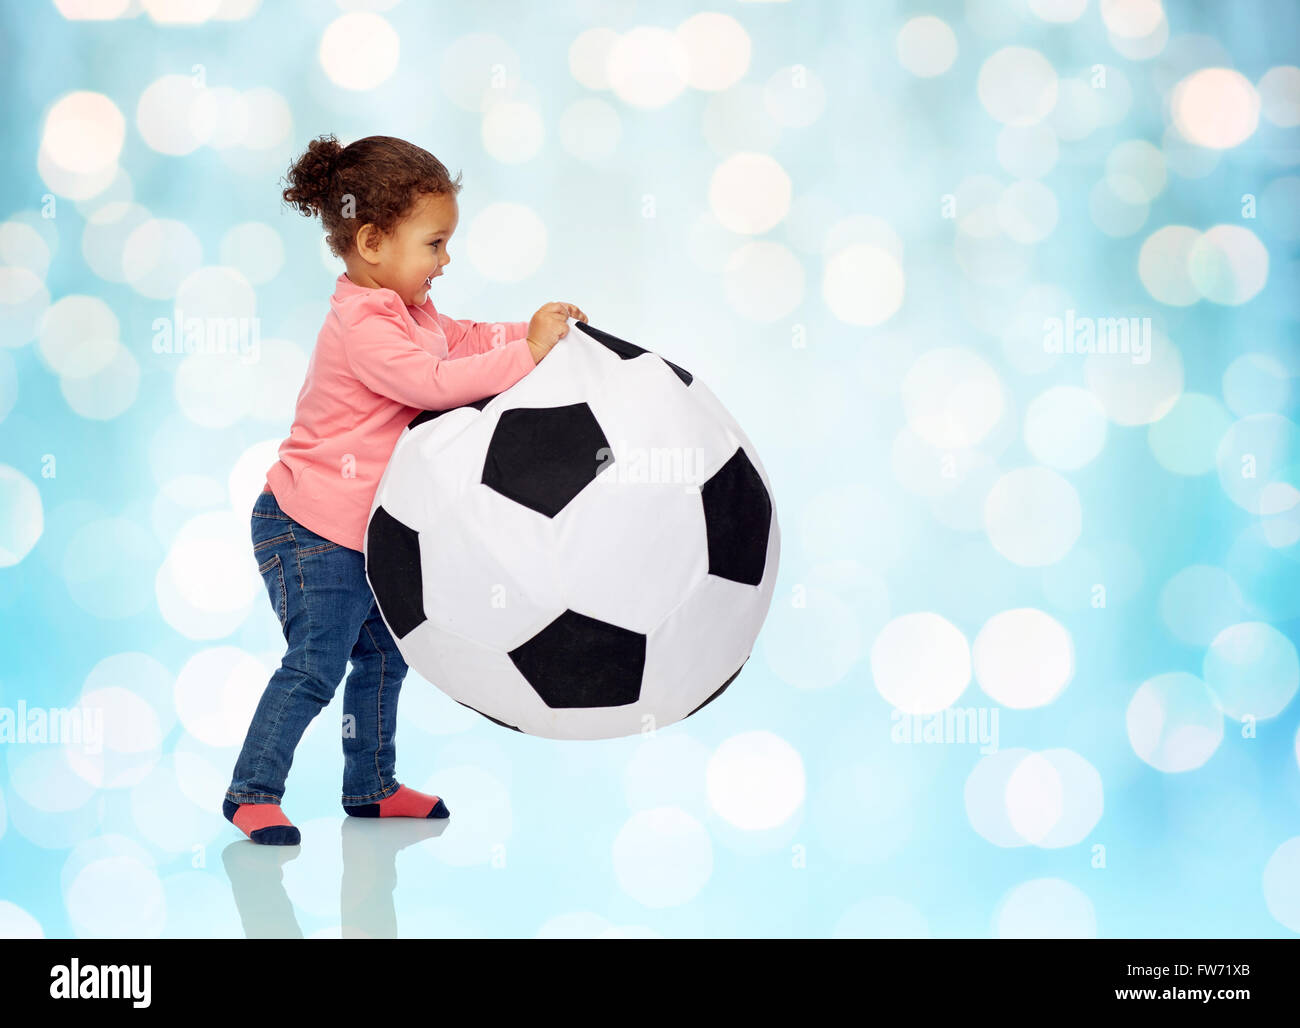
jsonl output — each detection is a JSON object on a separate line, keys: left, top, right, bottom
{"left": 257, "top": 553, "right": 288, "bottom": 630}
{"left": 253, "top": 529, "right": 294, "bottom": 553}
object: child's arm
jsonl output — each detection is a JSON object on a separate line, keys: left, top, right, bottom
{"left": 439, "top": 315, "right": 532, "bottom": 359}
{"left": 342, "top": 293, "right": 534, "bottom": 410}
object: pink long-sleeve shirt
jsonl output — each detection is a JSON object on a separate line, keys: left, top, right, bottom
{"left": 263, "top": 271, "right": 536, "bottom": 551}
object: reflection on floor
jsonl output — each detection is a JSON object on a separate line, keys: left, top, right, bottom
{"left": 220, "top": 817, "right": 448, "bottom": 938}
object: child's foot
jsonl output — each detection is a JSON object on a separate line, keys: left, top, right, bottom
{"left": 343, "top": 784, "right": 449, "bottom": 819}
{"left": 223, "top": 799, "right": 301, "bottom": 845}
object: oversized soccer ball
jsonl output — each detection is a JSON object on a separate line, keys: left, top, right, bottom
{"left": 363, "top": 317, "right": 779, "bottom": 739}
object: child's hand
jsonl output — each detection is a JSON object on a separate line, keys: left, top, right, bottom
{"left": 527, "top": 302, "right": 588, "bottom": 364}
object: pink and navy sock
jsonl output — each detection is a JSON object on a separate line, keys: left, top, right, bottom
{"left": 223, "top": 799, "right": 301, "bottom": 845}
{"left": 344, "top": 784, "right": 449, "bottom": 819}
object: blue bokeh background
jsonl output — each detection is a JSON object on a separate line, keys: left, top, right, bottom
{"left": 1, "top": 0, "right": 1298, "bottom": 938}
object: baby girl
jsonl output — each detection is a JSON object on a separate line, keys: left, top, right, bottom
{"left": 223, "top": 133, "right": 586, "bottom": 844}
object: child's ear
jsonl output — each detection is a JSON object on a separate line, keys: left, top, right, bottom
{"left": 354, "top": 223, "right": 384, "bottom": 262}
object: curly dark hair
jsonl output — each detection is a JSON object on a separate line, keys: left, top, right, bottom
{"left": 281, "top": 134, "right": 463, "bottom": 260}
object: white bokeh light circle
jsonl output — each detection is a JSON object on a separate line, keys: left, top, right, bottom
{"left": 1223, "top": 353, "right": 1290, "bottom": 417}
{"left": 823, "top": 244, "right": 905, "bottom": 327}
{"left": 1085, "top": 329, "right": 1183, "bottom": 426}
{"left": 984, "top": 467, "right": 1082, "bottom": 567}
{"left": 1050, "top": 79, "right": 1101, "bottom": 142}
{"left": 1258, "top": 66, "right": 1300, "bottom": 127}
{"left": 173, "top": 646, "right": 270, "bottom": 747}
{"left": 1127, "top": 671, "right": 1223, "bottom": 772}
{"left": 1172, "top": 68, "right": 1260, "bottom": 149}
{"left": 569, "top": 27, "right": 617, "bottom": 91}
{"left": 1138, "top": 224, "right": 1200, "bottom": 306}
{"left": 606, "top": 27, "right": 689, "bottom": 109}
{"left": 66, "top": 856, "right": 166, "bottom": 938}
{"left": 42, "top": 91, "right": 125, "bottom": 173}
{"left": 706, "top": 731, "right": 805, "bottom": 830}
{"left": 1089, "top": 178, "right": 1149, "bottom": 238}
{"left": 319, "top": 11, "right": 399, "bottom": 90}
{"left": 1187, "top": 225, "right": 1269, "bottom": 305}
{"left": 0, "top": 267, "right": 51, "bottom": 349}
{"left": 227, "top": 439, "right": 282, "bottom": 519}
{"left": 612, "top": 807, "right": 712, "bottom": 908}
{"left": 0, "top": 219, "right": 53, "bottom": 278}
{"left": 54, "top": 0, "right": 131, "bottom": 17}
{"left": 1203, "top": 621, "right": 1300, "bottom": 721}
{"left": 155, "top": 511, "right": 260, "bottom": 638}
{"left": 1105, "top": 139, "right": 1166, "bottom": 204}
{"left": 677, "top": 12, "right": 750, "bottom": 91}
{"left": 0, "top": 902, "right": 42, "bottom": 938}
{"left": 967, "top": 748, "right": 1035, "bottom": 848}
{"left": 0, "top": 465, "right": 44, "bottom": 566}
{"left": 65, "top": 686, "right": 162, "bottom": 789}
{"left": 465, "top": 203, "right": 546, "bottom": 282}
{"left": 123, "top": 218, "right": 203, "bottom": 299}
{"left": 244, "top": 338, "right": 308, "bottom": 425}
{"left": 708, "top": 152, "right": 792, "bottom": 235}
{"left": 973, "top": 608, "right": 1075, "bottom": 708}
{"left": 1263, "top": 837, "right": 1300, "bottom": 933}
{"left": 239, "top": 87, "right": 291, "bottom": 150}
{"left": 902, "top": 347, "right": 1005, "bottom": 449}
{"left": 82, "top": 201, "right": 152, "bottom": 282}
{"left": 1004, "top": 751, "right": 1063, "bottom": 844}
{"left": 37, "top": 140, "right": 117, "bottom": 201}
{"left": 38, "top": 294, "right": 119, "bottom": 378}
{"left": 1024, "top": 386, "right": 1107, "bottom": 469}
{"left": 995, "top": 878, "right": 1097, "bottom": 937}
{"left": 896, "top": 16, "right": 958, "bottom": 78}
{"left": 1216, "top": 414, "right": 1299, "bottom": 514}
{"left": 1101, "top": 0, "right": 1165, "bottom": 38}
{"left": 871, "top": 612, "right": 971, "bottom": 715}
{"left": 60, "top": 341, "right": 139, "bottom": 420}
{"left": 136, "top": 74, "right": 209, "bottom": 155}
{"left": 997, "top": 179, "right": 1058, "bottom": 243}
{"left": 978, "top": 46, "right": 1059, "bottom": 126}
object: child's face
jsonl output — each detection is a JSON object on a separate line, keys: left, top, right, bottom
{"left": 364, "top": 191, "right": 458, "bottom": 307}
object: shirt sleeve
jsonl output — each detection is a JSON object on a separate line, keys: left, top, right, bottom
{"left": 341, "top": 293, "right": 535, "bottom": 411}
{"left": 439, "top": 314, "right": 532, "bottom": 358}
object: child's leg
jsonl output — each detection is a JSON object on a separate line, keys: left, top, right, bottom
{"left": 341, "top": 599, "right": 448, "bottom": 819}
{"left": 224, "top": 490, "right": 376, "bottom": 842}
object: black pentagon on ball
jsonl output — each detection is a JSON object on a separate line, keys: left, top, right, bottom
{"left": 482, "top": 402, "right": 614, "bottom": 517}
{"left": 366, "top": 506, "right": 427, "bottom": 639}
{"left": 509, "top": 609, "right": 646, "bottom": 708}
{"left": 685, "top": 657, "right": 747, "bottom": 719}
{"left": 701, "top": 447, "right": 772, "bottom": 587}
{"left": 408, "top": 393, "right": 496, "bottom": 431}
{"left": 573, "top": 321, "right": 692, "bottom": 386}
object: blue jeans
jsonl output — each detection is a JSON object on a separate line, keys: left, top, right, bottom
{"left": 225, "top": 487, "right": 409, "bottom": 808}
